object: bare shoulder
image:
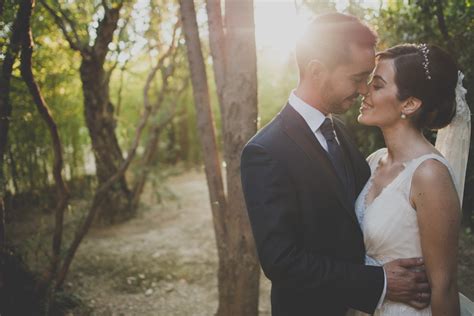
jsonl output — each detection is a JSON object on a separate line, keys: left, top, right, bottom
{"left": 411, "top": 157, "right": 459, "bottom": 207}
{"left": 413, "top": 158, "right": 452, "bottom": 186}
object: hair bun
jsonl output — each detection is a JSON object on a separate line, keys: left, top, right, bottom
{"left": 377, "top": 44, "right": 458, "bottom": 130}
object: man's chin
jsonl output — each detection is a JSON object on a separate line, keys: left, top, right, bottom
{"left": 334, "top": 99, "right": 356, "bottom": 114}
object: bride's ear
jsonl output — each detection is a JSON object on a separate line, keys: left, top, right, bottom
{"left": 402, "top": 97, "right": 422, "bottom": 116}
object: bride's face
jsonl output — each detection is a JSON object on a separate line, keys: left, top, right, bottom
{"left": 358, "top": 58, "right": 404, "bottom": 127}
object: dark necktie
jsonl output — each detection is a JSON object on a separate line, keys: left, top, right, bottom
{"left": 319, "top": 118, "right": 348, "bottom": 188}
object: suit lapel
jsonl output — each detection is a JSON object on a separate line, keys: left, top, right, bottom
{"left": 279, "top": 104, "right": 359, "bottom": 226}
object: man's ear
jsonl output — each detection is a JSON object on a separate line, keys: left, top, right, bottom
{"left": 307, "top": 59, "right": 326, "bottom": 81}
{"left": 402, "top": 97, "right": 422, "bottom": 116}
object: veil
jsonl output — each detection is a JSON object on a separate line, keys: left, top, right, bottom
{"left": 435, "top": 71, "right": 471, "bottom": 206}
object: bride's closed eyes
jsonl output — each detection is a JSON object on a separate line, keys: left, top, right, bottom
{"left": 370, "top": 75, "right": 386, "bottom": 90}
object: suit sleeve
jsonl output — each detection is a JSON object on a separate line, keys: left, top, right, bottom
{"left": 240, "top": 142, "right": 385, "bottom": 313}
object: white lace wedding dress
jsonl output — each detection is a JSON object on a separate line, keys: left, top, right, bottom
{"left": 354, "top": 147, "right": 474, "bottom": 316}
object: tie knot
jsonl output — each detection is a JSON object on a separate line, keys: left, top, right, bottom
{"left": 320, "top": 118, "right": 336, "bottom": 141}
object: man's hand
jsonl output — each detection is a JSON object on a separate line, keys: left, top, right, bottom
{"left": 384, "top": 257, "right": 431, "bottom": 309}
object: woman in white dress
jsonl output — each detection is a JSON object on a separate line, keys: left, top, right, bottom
{"left": 356, "top": 43, "right": 472, "bottom": 315}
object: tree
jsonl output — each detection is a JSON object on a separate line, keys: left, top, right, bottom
{"left": 40, "top": 0, "right": 133, "bottom": 223}
{"left": 0, "top": 0, "right": 26, "bottom": 248}
{"left": 17, "top": 0, "right": 72, "bottom": 311}
{"left": 131, "top": 22, "right": 183, "bottom": 210}
{"left": 0, "top": 0, "right": 71, "bottom": 312}
{"left": 180, "top": 0, "right": 260, "bottom": 315}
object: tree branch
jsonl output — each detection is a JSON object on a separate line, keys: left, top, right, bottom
{"left": 144, "top": 21, "right": 180, "bottom": 116}
{"left": 92, "top": 1, "right": 123, "bottom": 63}
{"left": 114, "top": 59, "right": 130, "bottom": 117}
{"left": 105, "top": 12, "right": 132, "bottom": 83}
{"left": 55, "top": 2, "right": 82, "bottom": 47}
{"left": 39, "top": 0, "right": 82, "bottom": 51}
{"left": 19, "top": 0, "right": 70, "bottom": 290}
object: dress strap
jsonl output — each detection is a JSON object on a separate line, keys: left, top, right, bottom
{"left": 366, "top": 148, "right": 387, "bottom": 172}
{"left": 393, "top": 153, "right": 456, "bottom": 198}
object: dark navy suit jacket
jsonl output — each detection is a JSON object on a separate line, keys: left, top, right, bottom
{"left": 241, "top": 104, "right": 384, "bottom": 316}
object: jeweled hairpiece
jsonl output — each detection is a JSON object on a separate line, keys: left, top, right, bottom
{"left": 418, "top": 43, "right": 432, "bottom": 80}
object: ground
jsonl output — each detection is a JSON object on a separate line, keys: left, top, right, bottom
{"left": 66, "top": 170, "right": 271, "bottom": 315}
{"left": 10, "top": 169, "right": 474, "bottom": 315}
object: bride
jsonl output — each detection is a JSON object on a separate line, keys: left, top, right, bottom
{"left": 355, "top": 43, "right": 472, "bottom": 315}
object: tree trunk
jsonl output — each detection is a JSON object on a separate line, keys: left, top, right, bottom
{"left": 131, "top": 124, "right": 161, "bottom": 210}
{"left": 40, "top": 0, "right": 133, "bottom": 223}
{"left": 0, "top": 0, "right": 30, "bottom": 247}
{"left": 20, "top": 0, "right": 70, "bottom": 288}
{"left": 217, "top": 1, "right": 260, "bottom": 314}
{"left": 78, "top": 5, "right": 132, "bottom": 224}
{"left": 8, "top": 148, "right": 19, "bottom": 194}
{"left": 56, "top": 53, "right": 155, "bottom": 288}
{"left": 80, "top": 58, "right": 132, "bottom": 223}
{"left": 181, "top": 0, "right": 260, "bottom": 315}
{"left": 179, "top": 0, "right": 229, "bottom": 279}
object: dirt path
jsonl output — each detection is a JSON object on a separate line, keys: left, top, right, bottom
{"left": 68, "top": 170, "right": 271, "bottom": 315}
{"left": 67, "top": 170, "right": 474, "bottom": 315}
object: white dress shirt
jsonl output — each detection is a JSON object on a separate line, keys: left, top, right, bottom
{"left": 288, "top": 91, "right": 387, "bottom": 309}
{"left": 288, "top": 90, "right": 337, "bottom": 151}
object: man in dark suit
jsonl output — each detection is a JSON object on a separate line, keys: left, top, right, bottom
{"left": 241, "top": 13, "right": 430, "bottom": 316}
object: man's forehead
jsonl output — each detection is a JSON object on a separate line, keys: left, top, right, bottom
{"left": 345, "top": 44, "right": 376, "bottom": 75}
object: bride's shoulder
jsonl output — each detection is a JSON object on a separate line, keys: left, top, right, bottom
{"left": 411, "top": 156, "right": 457, "bottom": 198}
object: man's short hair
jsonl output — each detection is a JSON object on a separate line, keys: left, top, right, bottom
{"left": 296, "top": 13, "right": 377, "bottom": 77}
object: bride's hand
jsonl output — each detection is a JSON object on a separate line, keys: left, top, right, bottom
{"left": 384, "top": 257, "right": 431, "bottom": 308}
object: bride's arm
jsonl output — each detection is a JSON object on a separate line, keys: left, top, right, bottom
{"left": 411, "top": 159, "right": 461, "bottom": 316}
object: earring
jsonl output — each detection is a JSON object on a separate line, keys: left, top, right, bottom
{"left": 401, "top": 113, "right": 407, "bottom": 119}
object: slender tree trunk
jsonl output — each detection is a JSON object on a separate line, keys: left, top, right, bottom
{"left": 130, "top": 29, "right": 179, "bottom": 210}
{"left": 434, "top": 0, "right": 455, "bottom": 56}
{"left": 0, "top": 0, "right": 29, "bottom": 247}
{"left": 18, "top": 0, "right": 71, "bottom": 299}
{"left": 181, "top": 1, "right": 260, "bottom": 314}
{"left": 131, "top": 125, "right": 161, "bottom": 210}
{"left": 179, "top": 0, "right": 228, "bottom": 273}
{"left": 178, "top": 105, "right": 190, "bottom": 164}
{"left": 8, "top": 148, "right": 19, "bottom": 194}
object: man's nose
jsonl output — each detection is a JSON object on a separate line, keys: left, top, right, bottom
{"left": 358, "top": 81, "right": 369, "bottom": 96}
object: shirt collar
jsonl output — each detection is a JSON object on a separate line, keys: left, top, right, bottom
{"left": 288, "top": 90, "right": 330, "bottom": 132}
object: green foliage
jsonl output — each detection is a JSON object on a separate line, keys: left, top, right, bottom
{"left": 2, "top": 0, "right": 196, "bottom": 200}
{"left": 257, "top": 52, "right": 298, "bottom": 127}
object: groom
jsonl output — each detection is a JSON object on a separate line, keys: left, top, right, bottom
{"left": 241, "top": 13, "right": 430, "bottom": 316}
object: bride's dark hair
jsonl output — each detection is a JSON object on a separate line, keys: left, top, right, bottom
{"left": 376, "top": 44, "right": 458, "bottom": 130}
